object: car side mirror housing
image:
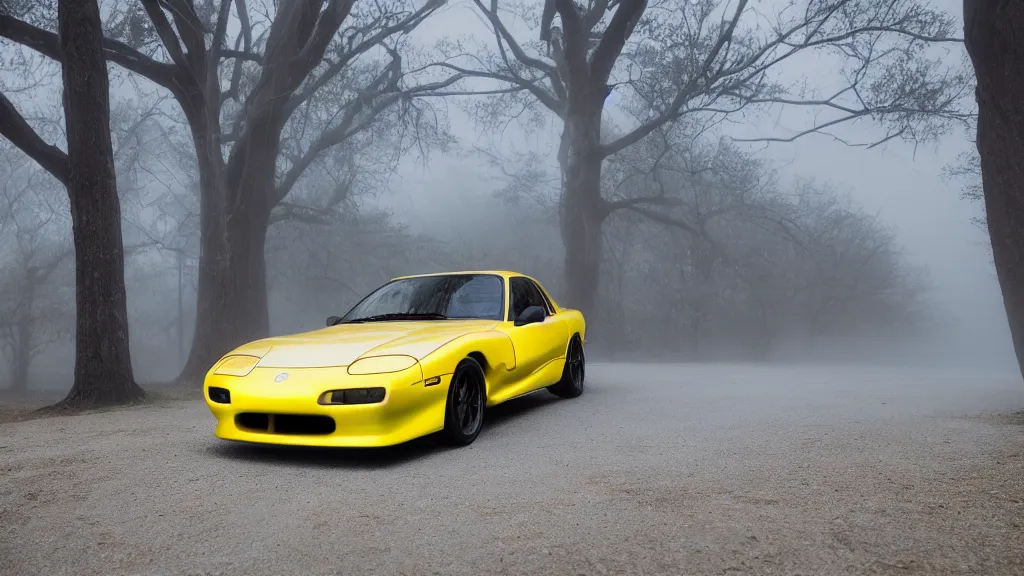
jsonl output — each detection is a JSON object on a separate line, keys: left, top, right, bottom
{"left": 326, "top": 316, "right": 342, "bottom": 326}
{"left": 515, "top": 305, "right": 546, "bottom": 326}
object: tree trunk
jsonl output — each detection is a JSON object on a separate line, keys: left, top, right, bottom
{"left": 166, "top": 1, "right": 349, "bottom": 386}
{"left": 964, "top": 0, "right": 1024, "bottom": 381}
{"left": 754, "top": 305, "right": 772, "bottom": 361}
{"left": 179, "top": 216, "right": 270, "bottom": 384}
{"left": 51, "top": 0, "right": 144, "bottom": 409}
{"left": 177, "top": 133, "right": 276, "bottom": 385}
{"left": 690, "top": 242, "right": 716, "bottom": 360}
{"left": 12, "top": 283, "right": 33, "bottom": 393}
{"left": 177, "top": 127, "right": 229, "bottom": 384}
{"left": 560, "top": 108, "right": 607, "bottom": 323}
{"left": 177, "top": 251, "right": 184, "bottom": 363}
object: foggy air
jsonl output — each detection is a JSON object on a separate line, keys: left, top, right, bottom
{"left": 0, "top": 0, "right": 1021, "bottom": 574}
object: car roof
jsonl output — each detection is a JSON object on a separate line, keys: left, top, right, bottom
{"left": 390, "top": 270, "right": 526, "bottom": 281}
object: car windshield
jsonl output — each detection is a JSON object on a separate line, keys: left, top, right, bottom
{"left": 340, "top": 274, "right": 505, "bottom": 323}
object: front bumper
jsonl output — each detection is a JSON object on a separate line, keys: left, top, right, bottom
{"left": 203, "top": 363, "right": 452, "bottom": 448}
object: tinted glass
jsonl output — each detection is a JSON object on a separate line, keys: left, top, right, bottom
{"left": 508, "top": 277, "right": 548, "bottom": 321}
{"left": 341, "top": 274, "right": 504, "bottom": 321}
{"left": 526, "top": 280, "right": 552, "bottom": 313}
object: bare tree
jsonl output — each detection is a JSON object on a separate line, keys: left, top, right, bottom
{"left": 488, "top": 124, "right": 930, "bottom": 358}
{"left": 962, "top": 0, "right": 1024, "bottom": 380}
{"left": 111, "top": 101, "right": 203, "bottom": 376}
{"left": 1, "top": 0, "right": 460, "bottom": 383}
{"left": 0, "top": 0, "right": 144, "bottom": 408}
{"left": 0, "top": 148, "right": 72, "bottom": 392}
{"left": 436, "top": 0, "right": 972, "bottom": 320}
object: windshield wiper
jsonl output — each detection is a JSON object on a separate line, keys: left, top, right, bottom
{"left": 342, "top": 312, "right": 449, "bottom": 324}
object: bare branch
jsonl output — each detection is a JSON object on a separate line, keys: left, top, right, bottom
{"left": 139, "top": 0, "right": 192, "bottom": 73}
{"left": 286, "top": 0, "right": 447, "bottom": 116}
{"left": 474, "top": 0, "right": 559, "bottom": 78}
{"left": 601, "top": 0, "right": 748, "bottom": 157}
{"left": 219, "top": 48, "right": 262, "bottom": 63}
{"left": 429, "top": 62, "right": 564, "bottom": 116}
{"left": 211, "top": 0, "right": 233, "bottom": 53}
{"left": 0, "top": 14, "right": 178, "bottom": 90}
{"left": 589, "top": 0, "right": 647, "bottom": 87}
{"left": 0, "top": 92, "right": 69, "bottom": 185}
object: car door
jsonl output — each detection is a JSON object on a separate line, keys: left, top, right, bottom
{"left": 503, "top": 277, "right": 568, "bottom": 383}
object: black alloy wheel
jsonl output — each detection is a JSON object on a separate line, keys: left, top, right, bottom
{"left": 440, "top": 357, "right": 486, "bottom": 445}
{"left": 548, "top": 335, "right": 585, "bottom": 398}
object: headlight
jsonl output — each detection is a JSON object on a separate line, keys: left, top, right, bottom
{"left": 214, "top": 355, "right": 260, "bottom": 377}
{"left": 347, "top": 354, "right": 417, "bottom": 375}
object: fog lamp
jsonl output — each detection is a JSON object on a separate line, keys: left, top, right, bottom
{"left": 208, "top": 387, "right": 231, "bottom": 403}
{"left": 319, "top": 387, "right": 386, "bottom": 405}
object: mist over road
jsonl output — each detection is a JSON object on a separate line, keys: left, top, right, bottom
{"left": 2, "top": 363, "right": 1022, "bottom": 575}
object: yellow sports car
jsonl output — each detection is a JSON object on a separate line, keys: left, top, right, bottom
{"left": 203, "top": 271, "right": 585, "bottom": 448}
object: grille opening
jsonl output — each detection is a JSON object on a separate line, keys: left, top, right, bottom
{"left": 276, "top": 415, "right": 336, "bottom": 435}
{"left": 235, "top": 413, "right": 335, "bottom": 435}
{"left": 236, "top": 412, "right": 269, "bottom": 431}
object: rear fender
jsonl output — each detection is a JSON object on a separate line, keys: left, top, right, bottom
{"left": 557, "top": 308, "right": 586, "bottom": 346}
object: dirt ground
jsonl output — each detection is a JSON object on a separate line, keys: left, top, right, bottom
{"left": 1, "top": 363, "right": 1023, "bottom": 575}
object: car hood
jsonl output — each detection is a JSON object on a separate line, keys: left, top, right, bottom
{"left": 230, "top": 319, "right": 501, "bottom": 369}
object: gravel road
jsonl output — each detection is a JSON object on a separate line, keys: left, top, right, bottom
{"left": 2, "top": 363, "right": 1023, "bottom": 576}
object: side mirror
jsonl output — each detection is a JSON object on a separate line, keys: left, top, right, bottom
{"left": 326, "top": 316, "right": 342, "bottom": 326}
{"left": 515, "top": 305, "right": 546, "bottom": 326}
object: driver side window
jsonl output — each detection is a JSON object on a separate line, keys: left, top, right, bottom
{"left": 508, "top": 277, "right": 548, "bottom": 322}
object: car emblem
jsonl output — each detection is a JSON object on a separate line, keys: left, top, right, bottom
{"left": 274, "top": 372, "right": 289, "bottom": 383}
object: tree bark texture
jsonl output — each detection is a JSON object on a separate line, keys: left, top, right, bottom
{"left": 53, "top": 0, "right": 144, "bottom": 408}
{"left": 179, "top": 171, "right": 273, "bottom": 385}
{"left": 12, "top": 284, "right": 34, "bottom": 393}
{"left": 176, "top": 100, "right": 282, "bottom": 384}
{"left": 559, "top": 92, "right": 608, "bottom": 323}
{"left": 550, "top": 0, "right": 647, "bottom": 327}
{"left": 964, "top": 0, "right": 1024, "bottom": 380}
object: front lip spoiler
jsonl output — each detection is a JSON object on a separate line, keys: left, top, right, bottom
{"left": 217, "top": 438, "right": 394, "bottom": 451}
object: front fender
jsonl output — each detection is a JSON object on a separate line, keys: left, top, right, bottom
{"left": 417, "top": 330, "right": 516, "bottom": 382}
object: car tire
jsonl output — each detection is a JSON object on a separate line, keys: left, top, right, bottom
{"left": 548, "top": 335, "right": 585, "bottom": 399}
{"left": 439, "top": 357, "right": 487, "bottom": 446}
